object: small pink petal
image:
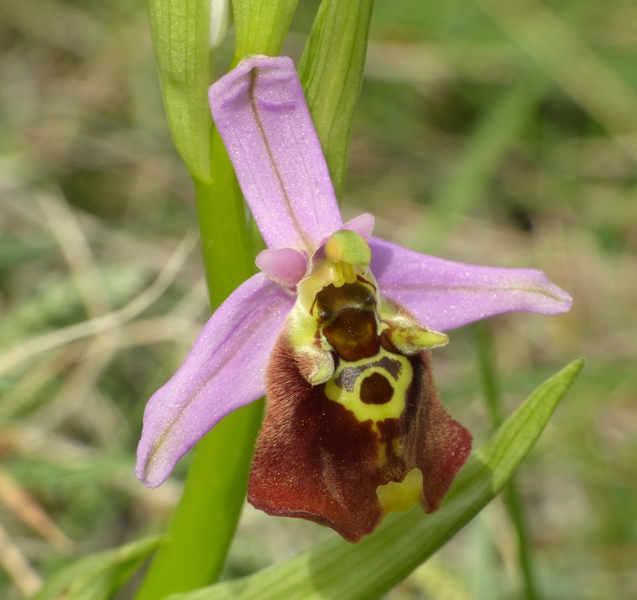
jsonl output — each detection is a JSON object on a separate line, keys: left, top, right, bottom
{"left": 340, "top": 213, "right": 375, "bottom": 239}
{"left": 135, "top": 273, "right": 294, "bottom": 488}
{"left": 370, "top": 237, "right": 572, "bottom": 332}
{"left": 256, "top": 247, "right": 308, "bottom": 288}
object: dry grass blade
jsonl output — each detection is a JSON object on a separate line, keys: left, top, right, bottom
{"left": 0, "top": 520, "right": 43, "bottom": 597}
{"left": 0, "top": 466, "right": 72, "bottom": 553}
{"left": 0, "top": 230, "right": 199, "bottom": 378}
{"left": 36, "top": 191, "right": 111, "bottom": 318}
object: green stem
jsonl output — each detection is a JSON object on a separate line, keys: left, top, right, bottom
{"left": 137, "top": 2, "right": 303, "bottom": 596}
{"left": 503, "top": 477, "right": 539, "bottom": 600}
{"left": 473, "top": 321, "right": 540, "bottom": 600}
{"left": 135, "top": 133, "right": 261, "bottom": 598}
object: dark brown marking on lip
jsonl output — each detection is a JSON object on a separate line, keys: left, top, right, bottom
{"left": 360, "top": 372, "right": 394, "bottom": 405}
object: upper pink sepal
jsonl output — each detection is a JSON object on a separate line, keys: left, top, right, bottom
{"left": 209, "top": 56, "right": 343, "bottom": 253}
{"left": 339, "top": 213, "right": 375, "bottom": 239}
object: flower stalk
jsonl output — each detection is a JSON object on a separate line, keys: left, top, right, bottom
{"left": 137, "top": 1, "right": 301, "bottom": 596}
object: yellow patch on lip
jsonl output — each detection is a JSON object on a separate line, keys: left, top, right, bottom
{"left": 324, "top": 349, "right": 413, "bottom": 425}
{"left": 376, "top": 468, "right": 424, "bottom": 513}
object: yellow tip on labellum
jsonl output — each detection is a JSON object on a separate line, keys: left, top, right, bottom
{"left": 389, "top": 326, "right": 449, "bottom": 354}
{"left": 376, "top": 468, "right": 424, "bottom": 513}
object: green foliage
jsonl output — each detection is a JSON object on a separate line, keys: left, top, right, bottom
{"left": 148, "top": 0, "right": 212, "bottom": 182}
{"left": 232, "top": 0, "right": 299, "bottom": 60}
{"left": 32, "top": 536, "right": 163, "bottom": 600}
{"left": 298, "top": 0, "right": 373, "bottom": 196}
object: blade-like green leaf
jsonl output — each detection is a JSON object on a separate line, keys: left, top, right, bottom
{"left": 165, "top": 358, "right": 584, "bottom": 600}
{"left": 298, "top": 0, "right": 374, "bottom": 197}
{"left": 149, "top": 0, "right": 211, "bottom": 182}
{"left": 32, "top": 536, "right": 163, "bottom": 600}
{"left": 474, "top": 321, "right": 539, "bottom": 600}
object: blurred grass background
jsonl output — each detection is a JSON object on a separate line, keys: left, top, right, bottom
{"left": 0, "top": 0, "right": 636, "bottom": 598}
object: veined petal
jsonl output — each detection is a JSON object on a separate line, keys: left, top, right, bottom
{"left": 209, "top": 56, "right": 342, "bottom": 253}
{"left": 370, "top": 237, "right": 572, "bottom": 332}
{"left": 135, "top": 273, "right": 294, "bottom": 488}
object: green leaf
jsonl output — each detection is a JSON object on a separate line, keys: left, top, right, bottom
{"left": 298, "top": 0, "right": 374, "bottom": 197}
{"left": 164, "top": 358, "right": 584, "bottom": 600}
{"left": 473, "top": 321, "right": 540, "bottom": 600}
{"left": 32, "top": 536, "right": 163, "bottom": 600}
{"left": 148, "top": 0, "right": 212, "bottom": 182}
{"left": 232, "top": 0, "right": 299, "bottom": 59}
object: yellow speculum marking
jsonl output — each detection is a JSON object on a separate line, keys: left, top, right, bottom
{"left": 376, "top": 468, "right": 424, "bottom": 513}
{"left": 324, "top": 349, "right": 413, "bottom": 428}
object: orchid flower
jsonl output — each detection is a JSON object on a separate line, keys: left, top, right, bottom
{"left": 136, "top": 56, "right": 571, "bottom": 542}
